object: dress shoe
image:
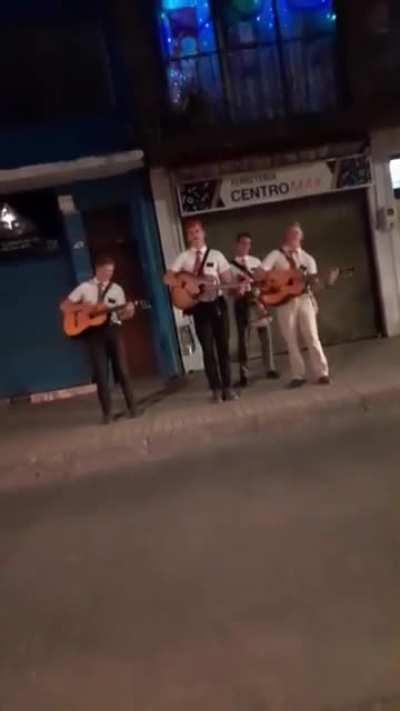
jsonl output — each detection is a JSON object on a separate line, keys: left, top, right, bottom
{"left": 211, "top": 390, "right": 223, "bottom": 404}
{"left": 222, "top": 388, "right": 240, "bottom": 402}
{"left": 318, "top": 376, "right": 331, "bottom": 385}
{"left": 266, "top": 370, "right": 280, "bottom": 380}
{"left": 287, "top": 378, "right": 306, "bottom": 389}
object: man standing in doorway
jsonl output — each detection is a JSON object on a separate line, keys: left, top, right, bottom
{"left": 259, "top": 223, "right": 330, "bottom": 388}
{"left": 231, "top": 232, "right": 279, "bottom": 387}
{"left": 164, "top": 217, "right": 239, "bottom": 403}
{"left": 60, "top": 254, "right": 138, "bottom": 424}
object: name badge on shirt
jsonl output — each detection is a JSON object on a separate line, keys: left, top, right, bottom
{"left": 207, "top": 262, "right": 214, "bottom": 267}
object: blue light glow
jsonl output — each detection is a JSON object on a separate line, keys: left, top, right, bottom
{"left": 158, "top": 0, "right": 338, "bottom": 115}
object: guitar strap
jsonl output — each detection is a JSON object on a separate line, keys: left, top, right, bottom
{"left": 98, "top": 281, "right": 114, "bottom": 303}
{"left": 230, "top": 258, "right": 255, "bottom": 307}
{"left": 183, "top": 249, "right": 210, "bottom": 316}
{"left": 279, "top": 249, "right": 297, "bottom": 272}
{"left": 230, "top": 258, "right": 253, "bottom": 280}
{"left": 196, "top": 249, "right": 210, "bottom": 277}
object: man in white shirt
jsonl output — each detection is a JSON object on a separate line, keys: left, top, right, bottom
{"left": 231, "top": 232, "right": 279, "bottom": 387}
{"left": 164, "top": 217, "right": 239, "bottom": 403}
{"left": 60, "top": 254, "right": 137, "bottom": 424}
{"left": 259, "top": 223, "right": 330, "bottom": 388}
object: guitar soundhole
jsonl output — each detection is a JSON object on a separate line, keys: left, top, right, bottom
{"left": 288, "top": 278, "right": 294, "bottom": 286}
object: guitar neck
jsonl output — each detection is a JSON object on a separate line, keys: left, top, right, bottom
{"left": 105, "top": 299, "right": 147, "bottom": 313}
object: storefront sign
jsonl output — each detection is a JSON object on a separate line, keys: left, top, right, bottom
{"left": 177, "top": 154, "right": 372, "bottom": 216}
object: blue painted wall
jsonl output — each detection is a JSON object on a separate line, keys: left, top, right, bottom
{"left": 0, "top": 172, "right": 181, "bottom": 398}
{"left": 0, "top": 252, "right": 91, "bottom": 398}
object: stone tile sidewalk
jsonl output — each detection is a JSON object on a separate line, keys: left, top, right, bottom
{"left": 2, "top": 336, "right": 400, "bottom": 492}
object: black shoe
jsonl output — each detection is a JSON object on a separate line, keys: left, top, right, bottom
{"left": 318, "top": 376, "right": 331, "bottom": 385}
{"left": 287, "top": 378, "right": 306, "bottom": 389}
{"left": 266, "top": 370, "right": 280, "bottom": 380}
{"left": 222, "top": 388, "right": 240, "bottom": 402}
{"left": 211, "top": 390, "right": 223, "bottom": 404}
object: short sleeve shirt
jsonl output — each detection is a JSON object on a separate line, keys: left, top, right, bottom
{"left": 68, "top": 278, "right": 126, "bottom": 325}
{"left": 230, "top": 255, "right": 262, "bottom": 293}
{"left": 261, "top": 248, "right": 317, "bottom": 276}
{"left": 170, "top": 247, "right": 231, "bottom": 282}
{"left": 230, "top": 255, "right": 262, "bottom": 277}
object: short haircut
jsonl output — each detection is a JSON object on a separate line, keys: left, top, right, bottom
{"left": 236, "top": 232, "right": 252, "bottom": 241}
{"left": 183, "top": 217, "right": 204, "bottom": 232}
{"left": 95, "top": 254, "right": 115, "bottom": 268}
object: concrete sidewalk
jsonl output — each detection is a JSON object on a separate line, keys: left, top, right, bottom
{"left": 2, "top": 336, "right": 400, "bottom": 492}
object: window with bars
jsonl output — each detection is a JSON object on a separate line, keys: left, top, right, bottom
{"left": 158, "top": 0, "right": 339, "bottom": 125}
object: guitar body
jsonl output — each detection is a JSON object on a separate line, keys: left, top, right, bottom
{"left": 63, "top": 304, "right": 109, "bottom": 337}
{"left": 258, "top": 266, "right": 355, "bottom": 308}
{"left": 259, "top": 269, "right": 306, "bottom": 307}
{"left": 170, "top": 272, "right": 218, "bottom": 311}
{"left": 63, "top": 300, "right": 151, "bottom": 337}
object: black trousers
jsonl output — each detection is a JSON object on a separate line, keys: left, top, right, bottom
{"left": 234, "top": 298, "right": 272, "bottom": 375}
{"left": 192, "top": 297, "right": 231, "bottom": 391}
{"left": 86, "top": 325, "right": 135, "bottom": 416}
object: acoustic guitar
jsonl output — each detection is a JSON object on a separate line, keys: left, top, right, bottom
{"left": 169, "top": 272, "right": 250, "bottom": 312}
{"left": 258, "top": 267, "right": 355, "bottom": 308}
{"left": 63, "top": 300, "right": 151, "bottom": 337}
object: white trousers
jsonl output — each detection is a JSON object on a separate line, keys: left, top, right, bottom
{"left": 277, "top": 294, "right": 329, "bottom": 380}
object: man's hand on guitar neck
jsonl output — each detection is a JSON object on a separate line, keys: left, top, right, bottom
{"left": 326, "top": 267, "right": 340, "bottom": 287}
{"left": 119, "top": 301, "right": 135, "bottom": 320}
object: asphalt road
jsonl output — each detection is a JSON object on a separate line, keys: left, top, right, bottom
{"left": 1, "top": 403, "right": 400, "bottom": 711}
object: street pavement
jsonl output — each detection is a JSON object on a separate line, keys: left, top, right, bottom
{"left": 3, "top": 336, "right": 400, "bottom": 492}
{"left": 1, "top": 400, "right": 400, "bottom": 710}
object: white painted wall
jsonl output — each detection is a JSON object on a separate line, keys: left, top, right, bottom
{"left": 150, "top": 167, "right": 204, "bottom": 373}
{"left": 370, "top": 128, "right": 400, "bottom": 336}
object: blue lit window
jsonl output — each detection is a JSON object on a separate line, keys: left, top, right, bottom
{"left": 158, "top": 0, "right": 340, "bottom": 124}
{"left": 219, "top": 0, "right": 338, "bottom": 120}
{"left": 276, "top": 0, "right": 338, "bottom": 114}
{"left": 159, "top": 0, "right": 224, "bottom": 119}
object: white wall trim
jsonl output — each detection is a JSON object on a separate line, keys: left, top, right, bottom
{"left": 150, "top": 166, "right": 204, "bottom": 373}
{"left": 0, "top": 150, "right": 144, "bottom": 194}
{"left": 370, "top": 130, "right": 400, "bottom": 336}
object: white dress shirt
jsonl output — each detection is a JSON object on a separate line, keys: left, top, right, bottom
{"left": 170, "top": 246, "right": 231, "bottom": 301}
{"left": 68, "top": 278, "right": 126, "bottom": 325}
{"left": 170, "top": 246, "right": 231, "bottom": 280}
{"left": 231, "top": 254, "right": 269, "bottom": 327}
{"left": 231, "top": 254, "right": 262, "bottom": 278}
{"left": 261, "top": 248, "right": 317, "bottom": 275}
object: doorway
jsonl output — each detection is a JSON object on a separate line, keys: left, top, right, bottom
{"left": 83, "top": 206, "right": 157, "bottom": 377}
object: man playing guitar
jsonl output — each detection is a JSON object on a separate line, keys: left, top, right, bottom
{"left": 164, "top": 217, "right": 239, "bottom": 404}
{"left": 258, "top": 222, "right": 330, "bottom": 389}
{"left": 231, "top": 232, "right": 279, "bottom": 387}
{"left": 60, "top": 254, "right": 137, "bottom": 424}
